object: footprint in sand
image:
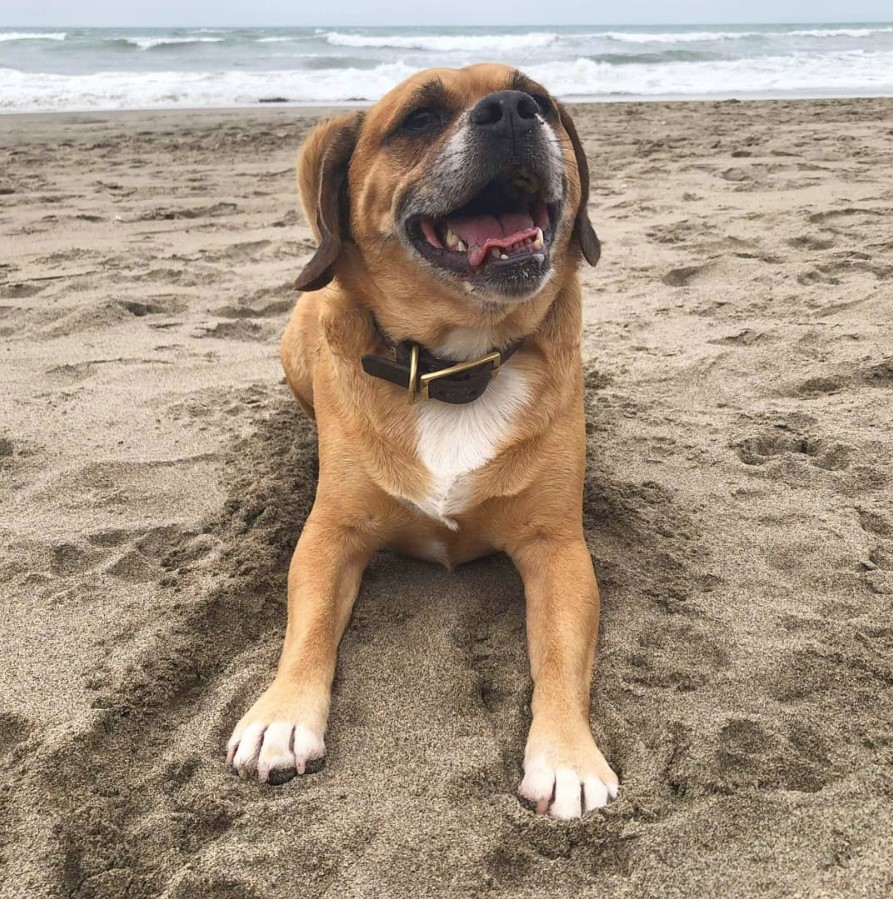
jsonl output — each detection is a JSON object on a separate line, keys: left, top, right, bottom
{"left": 787, "top": 235, "right": 835, "bottom": 251}
{"left": 791, "top": 357, "right": 893, "bottom": 398}
{"left": 0, "top": 713, "right": 32, "bottom": 760}
{"left": 135, "top": 202, "right": 238, "bottom": 222}
{"left": 863, "top": 358, "right": 893, "bottom": 388}
{"left": 662, "top": 264, "right": 708, "bottom": 287}
{"left": 210, "top": 281, "right": 296, "bottom": 320}
{"left": 0, "top": 281, "right": 49, "bottom": 300}
{"left": 735, "top": 429, "right": 851, "bottom": 472}
{"left": 623, "top": 621, "right": 729, "bottom": 692}
{"left": 194, "top": 320, "right": 269, "bottom": 341}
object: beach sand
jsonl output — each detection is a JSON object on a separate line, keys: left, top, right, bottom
{"left": 1, "top": 98, "right": 891, "bottom": 898}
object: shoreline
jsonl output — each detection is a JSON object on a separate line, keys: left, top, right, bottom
{"left": 3, "top": 87, "right": 893, "bottom": 117}
{"left": 1, "top": 92, "right": 892, "bottom": 127}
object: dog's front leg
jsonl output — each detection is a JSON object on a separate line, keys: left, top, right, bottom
{"left": 510, "top": 534, "right": 619, "bottom": 818}
{"left": 227, "top": 506, "right": 377, "bottom": 784}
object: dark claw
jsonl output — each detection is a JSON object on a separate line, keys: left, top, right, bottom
{"left": 266, "top": 766, "right": 298, "bottom": 786}
{"left": 304, "top": 756, "right": 326, "bottom": 775}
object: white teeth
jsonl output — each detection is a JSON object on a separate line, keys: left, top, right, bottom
{"left": 533, "top": 228, "right": 544, "bottom": 250}
{"left": 444, "top": 227, "right": 460, "bottom": 250}
{"left": 500, "top": 251, "right": 509, "bottom": 259}
{"left": 456, "top": 239, "right": 467, "bottom": 252}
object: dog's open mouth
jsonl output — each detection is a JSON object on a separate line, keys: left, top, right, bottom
{"left": 406, "top": 166, "right": 558, "bottom": 284}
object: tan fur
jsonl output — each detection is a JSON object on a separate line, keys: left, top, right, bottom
{"left": 228, "top": 64, "right": 618, "bottom": 817}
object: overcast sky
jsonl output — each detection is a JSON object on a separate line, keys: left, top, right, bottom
{"left": 1, "top": 0, "right": 890, "bottom": 27}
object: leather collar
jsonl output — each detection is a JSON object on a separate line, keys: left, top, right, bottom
{"left": 361, "top": 317, "right": 522, "bottom": 405}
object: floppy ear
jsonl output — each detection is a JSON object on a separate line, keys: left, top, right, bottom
{"left": 295, "top": 112, "right": 363, "bottom": 292}
{"left": 557, "top": 103, "right": 601, "bottom": 267}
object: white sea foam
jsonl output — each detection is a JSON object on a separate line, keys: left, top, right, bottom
{"left": 787, "top": 26, "right": 893, "bottom": 38}
{"left": 324, "top": 31, "right": 560, "bottom": 52}
{"left": 0, "top": 32, "right": 66, "bottom": 42}
{"left": 0, "top": 63, "right": 419, "bottom": 111}
{"left": 526, "top": 52, "right": 893, "bottom": 98}
{"left": 598, "top": 30, "right": 763, "bottom": 43}
{"left": 121, "top": 36, "right": 225, "bottom": 50}
{"left": 594, "top": 26, "right": 893, "bottom": 43}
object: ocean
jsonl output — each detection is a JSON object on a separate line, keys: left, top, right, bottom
{"left": 2, "top": 23, "right": 893, "bottom": 112}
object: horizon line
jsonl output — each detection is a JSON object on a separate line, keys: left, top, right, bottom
{"left": 3, "top": 19, "right": 893, "bottom": 28}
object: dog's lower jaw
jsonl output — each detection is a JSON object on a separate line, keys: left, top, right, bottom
{"left": 433, "top": 325, "right": 502, "bottom": 362}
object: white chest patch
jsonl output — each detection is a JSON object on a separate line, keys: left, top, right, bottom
{"left": 413, "top": 364, "right": 529, "bottom": 528}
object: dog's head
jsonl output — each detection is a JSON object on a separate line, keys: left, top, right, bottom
{"left": 296, "top": 64, "right": 599, "bottom": 326}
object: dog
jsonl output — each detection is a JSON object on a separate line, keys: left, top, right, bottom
{"left": 226, "top": 63, "right": 618, "bottom": 819}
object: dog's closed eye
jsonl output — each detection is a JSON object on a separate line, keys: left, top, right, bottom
{"left": 401, "top": 107, "right": 446, "bottom": 136}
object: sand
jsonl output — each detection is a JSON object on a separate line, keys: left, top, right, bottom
{"left": 1, "top": 98, "right": 891, "bottom": 898}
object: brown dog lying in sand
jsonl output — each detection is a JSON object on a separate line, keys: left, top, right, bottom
{"left": 226, "top": 63, "right": 618, "bottom": 818}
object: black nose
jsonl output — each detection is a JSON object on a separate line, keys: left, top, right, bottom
{"left": 469, "top": 90, "right": 540, "bottom": 140}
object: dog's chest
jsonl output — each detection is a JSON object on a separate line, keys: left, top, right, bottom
{"left": 411, "top": 365, "right": 529, "bottom": 528}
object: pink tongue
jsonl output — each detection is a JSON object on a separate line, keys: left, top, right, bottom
{"left": 447, "top": 212, "right": 535, "bottom": 267}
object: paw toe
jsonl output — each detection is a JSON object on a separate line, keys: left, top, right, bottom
{"left": 551, "top": 768, "right": 583, "bottom": 819}
{"left": 257, "top": 721, "right": 296, "bottom": 783}
{"left": 292, "top": 724, "right": 325, "bottom": 775}
{"left": 519, "top": 756, "right": 555, "bottom": 803}
{"left": 583, "top": 775, "right": 609, "bottom": 812}
{"left": 231, "top": 721, "right": 265, "bottom": 776}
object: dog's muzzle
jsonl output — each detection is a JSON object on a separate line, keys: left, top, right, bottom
{"left": 400, "top": 90, "right": 565, "bottom": 299}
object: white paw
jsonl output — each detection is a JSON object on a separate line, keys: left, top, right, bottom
{"left": 519, "top": 750, "right": 618, "bottom": 819}
{"left": 227, "top": 721, "right": 325, "bottom": 784}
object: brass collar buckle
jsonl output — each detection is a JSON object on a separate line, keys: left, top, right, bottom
{"left": 408, "top": 346, "right": 502, "bottom": 404}
{"left": 360, "top": 316, "right": 520, "bottom": 406}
